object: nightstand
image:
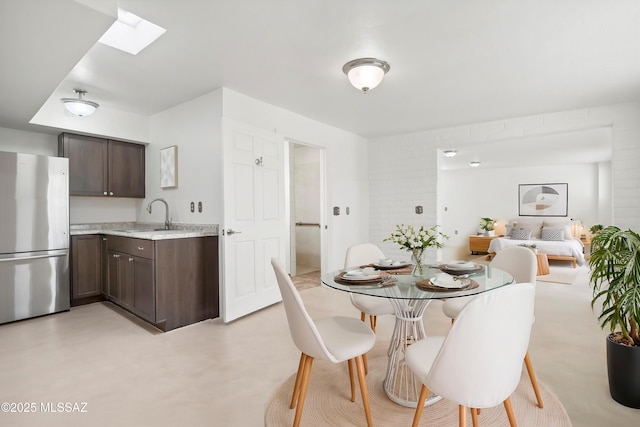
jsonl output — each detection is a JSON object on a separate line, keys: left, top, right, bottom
{"left": 469, "top": 235, "right": 502, "bottom": 255}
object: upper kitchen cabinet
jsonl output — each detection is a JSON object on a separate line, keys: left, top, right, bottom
{"left": 58, "top": 133, "right": 145, "bottom": 198}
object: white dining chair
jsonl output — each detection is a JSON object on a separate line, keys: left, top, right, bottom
{"left": 271, "top": 258, "right": 375, "bottom": 427}
{"left": 344, "top": 243, "right": 395, "bottom": 332}
{"left": 407, "top": 283, "right": 536, "bottom": 427}
{"left": 441, "top": 246, "right": 544, "bottom": 408}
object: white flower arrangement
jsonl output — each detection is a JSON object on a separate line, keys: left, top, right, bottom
{"left": 384, "top": 224, "right": 448, "bottom": 251}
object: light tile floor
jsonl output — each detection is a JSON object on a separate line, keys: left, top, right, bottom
{"left": 0, "top": 265, "right": 637, "bottom": 426}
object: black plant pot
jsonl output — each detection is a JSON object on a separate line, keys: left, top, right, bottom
{"left": 606, "top": 334, "right": 640, "bottom": 408}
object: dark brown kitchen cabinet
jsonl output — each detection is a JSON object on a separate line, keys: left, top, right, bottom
{"left": 104, "top": 235, "right": 218, "bottom": 331}
{"left": 58, "top": 133, "right": 145, "bottom": 198}
{"left": 106, "top": 237, "right": 156, "bottom": 323}
{"left": 70, "top": 235, "right": 103, "bottom": 306}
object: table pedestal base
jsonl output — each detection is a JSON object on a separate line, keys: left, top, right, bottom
{"left": 384, "top": 298, "right": 442, "bottom": 408}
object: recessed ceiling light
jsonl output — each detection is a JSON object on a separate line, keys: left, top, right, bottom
{"left": 469, "top": 161, "right": 481, "bottom": 167}
{"left": 443, "top": 150, "right": 457, "bottom": 157}
{"left": 98, "top": 8, "right": 166, "bottom": 55}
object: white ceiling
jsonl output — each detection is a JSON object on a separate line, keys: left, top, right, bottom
{"left": 1, "top": 0, "right": 636, "bottom": 166}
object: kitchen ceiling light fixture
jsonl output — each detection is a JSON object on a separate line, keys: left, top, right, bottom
{"left": 342, "top": 58, "right": 390, "bottom": 93}
{"left": 443, "top": 150, "right": 458, "bottom": 157}
{"left": 60, "top": 89, "right": 99, "bottom": 117}
{"left": 469, "top": 161, "right": 481, "bottom": 167}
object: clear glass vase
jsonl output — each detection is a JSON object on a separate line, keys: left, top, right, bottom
{"left": 411, "top": 248, "right": 425, "bottom": 276}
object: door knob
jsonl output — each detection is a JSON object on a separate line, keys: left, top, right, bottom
{"left": 226, "top": 229, "right": 242, "bottom": 235}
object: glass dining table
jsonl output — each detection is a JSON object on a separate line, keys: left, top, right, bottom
{"left": 321, "top": 264, "right": 514, "bottom": 408}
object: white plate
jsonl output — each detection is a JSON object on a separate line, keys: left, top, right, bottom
{"left": 341, "top": 273, "right": 382, "bottom": 281}
{"left": 430, "top": 273, "right": 467, "bottom": 289}
{"left": 445, "top": 260, "right": 476, "bottom": 270}
{"left": 372, "top": 262, "right": 410, "bottom": 269}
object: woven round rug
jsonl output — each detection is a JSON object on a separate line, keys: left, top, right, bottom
{"left": 265, "top": 357, "right": 572, "bottom": 426}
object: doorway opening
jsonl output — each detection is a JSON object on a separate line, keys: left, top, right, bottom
{"left": 289, "top": 142, "right": 323, "bottom": 285}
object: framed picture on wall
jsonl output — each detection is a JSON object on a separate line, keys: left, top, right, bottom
{"left": 160, "top": 145, "right": 178, "bottom": 188}
{"left": 518, "top": 183, "right": 568, "bottom": 217}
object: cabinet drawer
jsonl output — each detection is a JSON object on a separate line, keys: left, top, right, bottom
{"left": 106, "top": 236, "right": 155, "bottom": 259}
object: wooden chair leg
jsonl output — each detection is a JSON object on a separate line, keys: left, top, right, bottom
{"left": 355, "top": 355, "right": 373, "bottom": 427}
{"left": 370, "top": 315, "right": 377, "bottom": 332}
{"left": 348, "top": 359, "right": 356, "bottom": 402}
{"left": 360, "top": 311, "right": 366, "bottom": 322}
{"left": 459, "top": 405, "right": 467, "bottom": 427}
{"left": 411, "top": 385, "right": 429, "bottom": 427}
{"left": 290, "top": 353, "right": 306, "bottom": 409}
{"left": 524, "top": 352, "right": 544, "bottom": 408}
{"left": 293, "top": 355, "right": 314, "bottom": 427}
{"left": 362, "top": 353, "right": 368, "bottom": 374}
{"left": 471, "top": 408, "right": 479, "bottom": 427}
{"left": 503, "top": 397, "right": 517, "bottom": 427}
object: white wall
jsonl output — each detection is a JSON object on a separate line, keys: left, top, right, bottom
{"left": 146, "top": 89, "right": 223, "bottom": 225}
{"left": 370, "top": 102, "right": 640, "bottom": 263}
{"left": 0, "top": 127, "right": 57, "bottom": 155}
{"left": 222, "top": 88, "right": 369, "bottom": 271}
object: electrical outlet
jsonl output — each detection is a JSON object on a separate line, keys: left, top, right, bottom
{"left": 190, "top": 202, "right": 195, "bottom": 213}
{"left": 198, "top": 201, "right": 202, "bottom": 213}
{"left": 333, "top": 206, "right": 340, "bottom": 215}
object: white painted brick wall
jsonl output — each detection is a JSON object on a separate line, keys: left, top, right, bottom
{"left": 370, "top": 102, "right": 640, "bottom": 258}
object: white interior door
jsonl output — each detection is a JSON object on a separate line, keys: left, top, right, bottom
{"left": 221, "top": 119, "right": 287, "bottom": 322}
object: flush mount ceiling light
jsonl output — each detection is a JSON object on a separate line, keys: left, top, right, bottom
{"left": 469, "top": 161, "right": 481, "bottom": 167}
{"left": 342, "top": 58, "right": 390, "bottom": 93}
{"left": 443, "top": 150, "right": 458, "bottom": 157}
{"left": 60, "top": 89, "right": 99, "bottom": 117}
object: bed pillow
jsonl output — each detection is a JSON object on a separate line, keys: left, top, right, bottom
{"left": 542, "top": 221, "right": 573, "bottom": 240}
{"left": 511, "top": 221, "right": 543, "bottom": 239}
{"left": 541, "top": 227, "right": 565, "bottom": 241}
{"left": 511, "top": 229, "right": 532, "bottom": 240}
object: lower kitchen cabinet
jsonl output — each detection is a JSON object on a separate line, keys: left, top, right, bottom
{"left": 70, "top": 235, "right": 103, "bottom": 306}
{"left": 106, "top": 247, "right": 155, "bottom": 323}
{"left": 103, "top": 235, "right": 218, "bottom": 331}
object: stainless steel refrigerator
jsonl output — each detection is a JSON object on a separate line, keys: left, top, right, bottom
{"left": 0, "top": 151, "right": 70, "bottom": 324}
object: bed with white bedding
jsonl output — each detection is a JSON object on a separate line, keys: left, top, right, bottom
{"left": 486, "top": 218, "right": 586, "bottom": 267}
{"left": 487, "top": 236, "right": 585, "bottom": 266}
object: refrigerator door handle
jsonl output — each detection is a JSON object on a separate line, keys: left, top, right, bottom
{"left": 0, "top": 249, "right": 68, "bottom": 262}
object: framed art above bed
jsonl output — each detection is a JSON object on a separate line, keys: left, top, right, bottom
{"left": 518, "top": 183, "right": 568, "bottom": 217}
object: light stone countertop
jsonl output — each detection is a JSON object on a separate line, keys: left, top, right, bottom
{"left": 70, "top": 222, "right": 218, "bottom": 240}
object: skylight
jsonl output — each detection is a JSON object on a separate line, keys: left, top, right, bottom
{"left": 98, "top": 8, "right": 166, "bottom": 55}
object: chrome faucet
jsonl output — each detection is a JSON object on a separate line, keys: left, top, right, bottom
{"left": 146, "top": 198, "right": 172, "bottom": 230}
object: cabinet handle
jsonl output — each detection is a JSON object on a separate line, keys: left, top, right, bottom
{"left": 102, "top": 238, "right": 107, "bottom": 241}
{"left": 137, "top": 246, "right": 144, "bottom": 251}
{"left": 109, "top": 192, "right": 114, "bottom": 196}
{"left": 129, "top": 257, "right": 133, "bottom": 262}
{"left": 112, "top": 254, "right": 120, "bottom": 258}
{"left": 103, "top": 192, "right": 107, "bottom": 195}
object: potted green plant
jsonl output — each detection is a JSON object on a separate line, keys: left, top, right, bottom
{"left": 590, "top": 224, "right": 604, "bottom": 235}
{"left": 589, "top": 225, "right": 640, "bottom": 408}
{"left": 479, "top": 217, "right": 495, "bottom": 236}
